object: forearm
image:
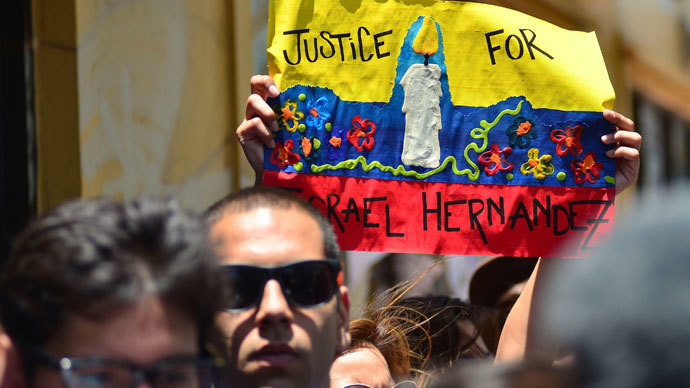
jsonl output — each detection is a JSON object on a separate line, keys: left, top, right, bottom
{"left": 494, "top": 257, "right": 560, "bottom": 363}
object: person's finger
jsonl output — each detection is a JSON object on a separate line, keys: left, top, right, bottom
{"left": 601, "top": 130, "right": 642, "bottom": 150}
{"left": 250, "top": 75, "right": 280, "bottom": 100}
{"left": 245, "top": 94, "right": 279, "bottom": 132}
{"left": 606, "top": 146, "right": 640, "bottom": 160}
{"left": 237, "top": 117, "right": 276, "bottom": 149}
{"left": 603, "top": 109, "right": 635, "bottom": 132}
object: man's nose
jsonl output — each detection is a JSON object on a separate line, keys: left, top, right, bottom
{"left": 255, "top": 279, "right": 293, "bottom": 327}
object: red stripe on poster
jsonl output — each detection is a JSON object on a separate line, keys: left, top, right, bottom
{"left": 264, "top": 171, "right": 615, "bottom": 257}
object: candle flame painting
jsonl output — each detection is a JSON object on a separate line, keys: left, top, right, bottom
{"left": 401, "top": 16, "right": 443, "bottom": 168}
{"left": 412, "top": 16, "right": 438, "bottom": 65}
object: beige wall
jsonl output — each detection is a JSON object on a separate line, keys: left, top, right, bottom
{"left": 35, "top": 0, "right": 689, "bottom": 212}
{"left": 616, "top": 1, "right": 684, "bottom": 69}
{"left": 614, "top": 0, "right": 690, "bottom": 122}
{"left": 35, "top": 0, "right": 249, "bottom": 212}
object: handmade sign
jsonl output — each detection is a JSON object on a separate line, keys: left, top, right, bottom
{"left": 263, "top": 0, "right": 616, "bottom": 257}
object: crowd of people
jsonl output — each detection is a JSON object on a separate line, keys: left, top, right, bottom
{"left": 5, "top": 70, "right": 689, "bottom": 388}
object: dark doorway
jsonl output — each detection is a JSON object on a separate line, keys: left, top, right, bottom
{"left": 0, "top": 0, "right": 34, "bottom": 263}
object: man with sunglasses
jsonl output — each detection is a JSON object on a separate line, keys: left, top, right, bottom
{"left": 206, "top": 186, "right": 350, "bottom": 388}
{"left": 0, "top": 198, "right": 227, "bottom": 388}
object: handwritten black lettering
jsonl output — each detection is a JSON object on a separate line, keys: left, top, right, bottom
{"left": 385, "top": 204, "right": 405, "bottom": 237}
{"left": 486, "top": 28, "right": 553, "bottom": 65}
{"left": 280, "top": 27, "right": 392, "bottom": 65}
{"left": 319, "top": 31, "right": 336, "bottom": 58}
{"left": 444, "top": 200, "right": 466, "bottom": 232}
{"left": 468, "top": 199, "right": 487, "bottom": 244}
{"left": 485, "top": 29, "right": 504, "bottom": 65}
{"left": 326, "top": 194, "right": 345, "bottom": 233}
{"left": 509, "top": 201, "right": 534, "bottom": 231}
{"left": 363, "top": 197, "right": 386, "bottom": 228}
{"left": 519, "top": 29, "right": 554, "bottom": 60}
{"left": 569, "top": 200, "right": 612, "bottom": 250}
{"left": 283, "top": 29, "right": 309, "bottom": 65}
{"left": 423, "top": 192, "right": 442, "bottom": 231}
{"left": 341, "top": 197, "right": 360, "bottom": 223}
{"left": 552, "top": 204, "right": 570, "bottom": 236}
{"left": 487, "top": 197, "right": 505, "bottom": 226}
{"left": 373, "top": 30, "right": 392, "bottom": 59}
{"left": 358, "top": 27, "right": 374, "bottom": 62}
{"left": 532, "top": 195, "right": 551, "bottom": 227}
{"left": 505, "top": 34, "right": 524, "bottom": 60}
{"left": 304, "top": 37, "right": 319, "bottom": 63}
{"left": 331, "top": 33, "right": 350, "bottom": 62}
{"left": 568, "top": 201, "right": 589, "bottom": 231}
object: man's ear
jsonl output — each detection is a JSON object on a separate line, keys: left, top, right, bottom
{"left": 335, "top": 285, "right": 351, "bottom": 353}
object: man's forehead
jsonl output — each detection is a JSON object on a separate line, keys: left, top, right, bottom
{"left": 47, "top": 296, "right": 197, "bottom": 362}
{"left": 210, "top": 205, "right": 325, "bottom": 266}
{"left": 219, "top": 207, "right": 276, "bottom": 230}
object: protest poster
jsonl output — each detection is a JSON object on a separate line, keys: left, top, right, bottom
{"left": 262, "top": 0, "right": 616, "bottom": 257}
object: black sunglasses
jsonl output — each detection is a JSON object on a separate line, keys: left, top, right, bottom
{"left": 344, "top": 382, "right": 417, "bottom": 388}
{"left": 222, "top": 259, "right": 341, "bottom": 312}
{"left": 30, "top": 348, "right": 221, "bottom": 388}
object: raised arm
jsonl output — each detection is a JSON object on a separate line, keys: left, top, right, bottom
{"left": 495, "top": 110, "right": 641, "bottom": 363}
{"left": 236, "top": 75, "right": 280, "bottom": 185}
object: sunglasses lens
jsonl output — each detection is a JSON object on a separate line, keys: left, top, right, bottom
{"left": 224, "top": 266, "right": 265, "bottom": 311}
{"left": 282, "top": 261, "right": 338, "bottom": 307}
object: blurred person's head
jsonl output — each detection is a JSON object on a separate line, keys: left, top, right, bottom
{"left": 329, "top": 343, "right": 396, "bottom": 388}
{"left": 206, "top": 186, "right": 350, "bottom": 388}
{"left": 335, "top": 264, "right": 494, "bottom": 388}
{"left": 432, "top": 359, "right": 575, "bottom": 388}
{"left": 541, "top": 185, "right": 690, "bottom": 388}
{"left": 0, "top": 198, "right": 226, "bottom": 387}
{"left": 329, "top": 316, "right": 413, "bottom": 388}
{"left": 469, "top": 257, "right": 538, "bottom": 336}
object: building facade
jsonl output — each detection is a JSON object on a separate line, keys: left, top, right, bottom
{"left": 1, "top": 0, "right": 687, "bottom": 260}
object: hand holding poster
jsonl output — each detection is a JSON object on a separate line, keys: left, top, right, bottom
{"left": 263, "top": 0, "right": 616, "bottom": 257}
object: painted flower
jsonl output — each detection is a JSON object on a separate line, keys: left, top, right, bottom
{"left": 274, "top": 99, "right": 304, "bottom": 132}
{"left": 478, "top": 144, "right": 514, "bottom": 176}
{"left": 299, "top": 136, "right": 321, "bottom": 162}
{"left": 550, "top": 125, "right": 584, "bottom": 156}
{"left": 347, "top": 115, "right": 377, "bottom": 152}
{"left": 506, "top": 118, "right": 537, "bottom": 149}
{"left": 327, "top": 128, "right": 346, "bottom": 161}
{"left": 571, "top": 152, "right": 604, "bottom": 184}
{"left": 520, "top": 148, "right": 555, "bottom": 180}
{"left": 306, "top": 96, "right": 330, "bottom": 130}
{"left": 269, "top": 140, "right": 300, "bottom": 169}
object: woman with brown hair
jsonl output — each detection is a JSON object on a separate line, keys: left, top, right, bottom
{"left": 331, "top": 264, "right": 497, "bottom": 388}
{"left": 330, "top": 316, "right": 416, "bottom": 388}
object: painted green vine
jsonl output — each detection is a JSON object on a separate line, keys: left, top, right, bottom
{"left": 311, "top": 100, "right": 524, "bottom": 181}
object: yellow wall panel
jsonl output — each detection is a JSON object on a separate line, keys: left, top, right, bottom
{"left": 33, "top": 0, "right": 242, "bottom": 212}
{"left": 33, "top": 0, "right": 81, "bottom": 212}
{"left": 75, "top": 0, "right": 237, "bottom": 211}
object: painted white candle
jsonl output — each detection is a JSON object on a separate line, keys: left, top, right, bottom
{"left": 400, "top": 63, "right": 442, "bottom": 168}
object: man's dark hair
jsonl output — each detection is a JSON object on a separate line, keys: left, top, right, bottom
{"left": 205, "top": 186, "right": 340, "bottom": 260}
{"left": 393, "top": 296, "right": 498, "bottom": 366}
{"left": 0, "top": 197, "right": 226, "bottom": 364}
